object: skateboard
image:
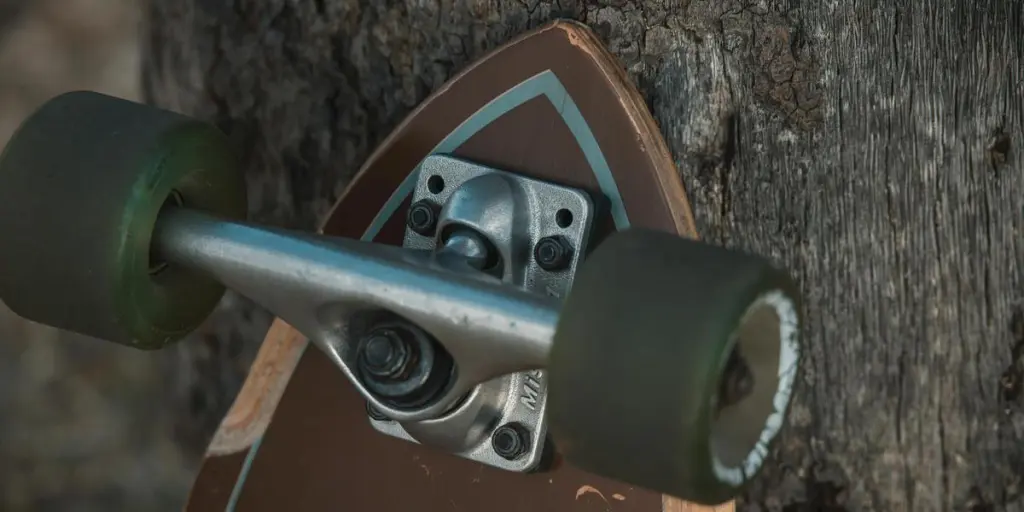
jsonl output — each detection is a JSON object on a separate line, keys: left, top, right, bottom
{"left": 0, "top": 20, "right": 801, "bottom": 512}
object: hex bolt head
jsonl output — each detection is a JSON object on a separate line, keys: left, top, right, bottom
{"left": 359, "top": 329, "right": 413, "bottom": 380}
{"left": 492, "top": 422, "right": 531, "bottom": 460}
{"left": 534, "top": 235, "right": 573, "bottom": 271}
{"left": 407, "top": 200, "right": 439, "bottom": 236}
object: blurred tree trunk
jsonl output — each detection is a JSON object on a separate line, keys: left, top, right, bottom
{"left": 0, "top": 0, "right": 24, "bottom": 38}
{"left": 0, "top": 0, "right": 25, "bottom": 32}
{"left": 142, "top": 1, "right": 1024, "bottom": 510}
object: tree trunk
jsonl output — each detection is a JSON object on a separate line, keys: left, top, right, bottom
{"left": 142, "top": 1, "right": 1024, "bottom": 509}
{"left": 0, "top": 1, "right": 25, "bottom": 33}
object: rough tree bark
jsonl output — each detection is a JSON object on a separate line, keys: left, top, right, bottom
{"left": 142, "top": 1, "right": 1024, "bottom": 510}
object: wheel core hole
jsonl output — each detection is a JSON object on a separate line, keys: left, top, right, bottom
{"left": 718, "top": 349, "right": 754, "bottom": 409}
{"left": 711, "top": 298, "right": 785, "bottom": 472}
{"left": 148, "top": 190, "right": 184, "bottom": 276}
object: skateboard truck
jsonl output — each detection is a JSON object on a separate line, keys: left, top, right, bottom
{"left": 154, "top": 196, "right": 559, "bottom": 417}
{"left": 0, "top": 91, "right": 803, "bottom": 506}
{"left": 151, "top": 155, "right": 588, "bottom": 472}
{"left": 368, "top": 155, "right": 597, "bottom": 471}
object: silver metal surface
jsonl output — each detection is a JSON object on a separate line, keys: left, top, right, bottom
{"left": 152, "top": 207, "right": 561, "bottom": 422}
{"left": 442, "top": 231, "right": 489, "bottom": 270}
{"left": 369, "top": 154, "right": 595, "bottom": 472}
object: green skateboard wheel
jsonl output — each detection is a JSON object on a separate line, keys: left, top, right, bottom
{"left": 547, "top": 229, "right": 802, "bottom": 505}
{"left": 0, "top": 91, "right": 246, "bottom": 349}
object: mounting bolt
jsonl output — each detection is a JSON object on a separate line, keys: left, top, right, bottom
{"left": 534, "top": 235, "right": 573, "bottom": 271}
{"left": 407, "top": 200, "right": 439, "bottom": 236}
{"left": 366, "top": 402, "right": 391, "bottom": 422}
{"left": 492, "top": 422, "right": 531, "bottom": 460}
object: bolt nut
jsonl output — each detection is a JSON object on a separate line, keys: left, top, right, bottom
{"left": 492, "top": 422, "right": 531, "bottom": 460}
{"left": 359, "top": 329, "right": 411, "bottom": 380}
{"left": 366, "top": 402, "right": 391, "bottom": 422}
{"left": 356, "top": 320, "right": 454, "bottom": 410}
{"left": 407, "top": 200, "right": 439, "bottom": 236}
{"left": 534, "top": 235, "right": 573, "bottom": 271}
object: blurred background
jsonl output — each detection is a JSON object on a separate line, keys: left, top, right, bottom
{"left": 0, "top": 1, "right": 203, "bottom": 510}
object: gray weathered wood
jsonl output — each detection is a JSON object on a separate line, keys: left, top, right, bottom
{"left": 142, "top": 0, "right": 1024, "bottom": 509}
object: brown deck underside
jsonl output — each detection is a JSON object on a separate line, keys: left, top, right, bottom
{"left": 188, "top": 21, "right": 708, "bottom": 512}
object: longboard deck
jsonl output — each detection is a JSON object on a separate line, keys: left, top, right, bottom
{"left": 186, "top": 20, "right": 729, "bottom": 512}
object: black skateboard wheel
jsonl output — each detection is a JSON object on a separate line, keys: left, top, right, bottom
{"left": 0, "top": 91, "right": 245, "bottom": 349}
{"left": 547, "top": 229, "right": 801, "bottom": 505}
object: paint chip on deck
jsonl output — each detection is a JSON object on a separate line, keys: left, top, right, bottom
{"left": 575, "top": 485, "right": 608, "bottom": 503}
